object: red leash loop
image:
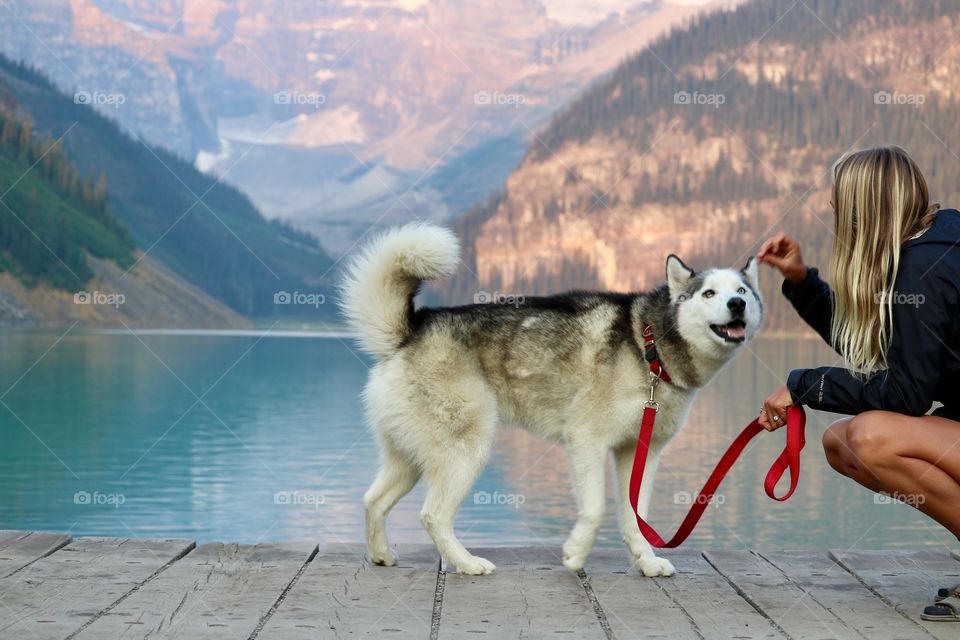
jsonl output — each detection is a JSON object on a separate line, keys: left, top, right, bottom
{"left": 629, "top": 404, "right": 806, "bottom": 548}
{"left": 631, "top": 325, "right": 807, "bottom": 548}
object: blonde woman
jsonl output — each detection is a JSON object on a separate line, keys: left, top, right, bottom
{"left": 757, "top": 145, "right": 960, "bottom": 622}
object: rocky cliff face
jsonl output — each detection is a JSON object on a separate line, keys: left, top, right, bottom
{"left": 473, "top": 130, "right": 777, "bottom": 293}
{"left": 447, "top": 0, "right": 960, "bottom": 333}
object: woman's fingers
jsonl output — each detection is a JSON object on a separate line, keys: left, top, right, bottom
{"left": 758, "top": 234, "right": 807, "bottom": 283}
{"left": 761, "top": 384, "right": 793, "bottom": 431}
{"left": 758, "top": 409, "right": 774, "bottom": 431}
{"left": 759, "top": 387, "right": 795, "bottom": 431}
{"left": 770, "top": 398, "right": 788, "bottom": 425}
{"left": 757, "top": 235, "right": 783, "bottom": 259}
{"left": 760, "top": 252, "right": 789, "bottom": 270}
{"left": 771, "top": 408, "right": 787, "bottom": 428}
{"left": 760, "top": 410, "right": 781, "bottom": 431}
{"left": 762, "top": 400, "right": 778, "bottom": 430}
{"left": 757, "top": 234, "right": 796, "bottom": 265}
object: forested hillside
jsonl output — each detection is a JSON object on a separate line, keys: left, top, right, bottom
{"left": 0, "top": 109, "right": 133, "bottom": 289}
{"left": 443, "top": 0, "right": 960, "bottom": 334}
{"left": 0, "top": 56, "right": 335, "bottom": 318}
{"left": 0, "top": 105, "right": 250, "bottom": 327}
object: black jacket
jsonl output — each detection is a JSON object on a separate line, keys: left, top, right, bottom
{"left": 784, "top": 208, "right": 960, "bottom": 419}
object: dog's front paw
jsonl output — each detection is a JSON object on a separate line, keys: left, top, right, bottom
{"left": 456, "top": 555, "right": 496, "bottom": 575}
{"left": 369, "top": 549, "right": 398, "bottom": 566}
{"left": 563, "top": 554, "right": 587, "bottom": 572}
{"left": 635, "top": 555, "right": 675, "bottom": 577}
{"left": 562, "top": 541, "right": 588, "bottom": 572}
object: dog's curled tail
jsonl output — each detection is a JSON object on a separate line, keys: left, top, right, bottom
{"left": 340, "top": 223, "right": 460, "bottom": 359}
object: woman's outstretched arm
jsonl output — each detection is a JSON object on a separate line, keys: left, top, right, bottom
{"left": 758, "top": 233, "right": 835, "bottom": 349}
{"left": 781, "top": 267, "right": 834, "bottom": 348}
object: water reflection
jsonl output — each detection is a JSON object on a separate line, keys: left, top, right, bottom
{"left": 0, "top": 329, "right": 950, "bottom": 550}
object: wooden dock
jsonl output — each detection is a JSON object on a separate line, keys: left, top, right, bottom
{"left": 0, "top": 530, "right": 958, "bottom": 639}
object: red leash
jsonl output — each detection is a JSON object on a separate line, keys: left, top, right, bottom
{"left": 630, "top": 325, "right": 807, "bottom": 548}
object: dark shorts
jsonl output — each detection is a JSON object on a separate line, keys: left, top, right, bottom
{"left": 932, "top": 406, "right": 960, "bottom": 422}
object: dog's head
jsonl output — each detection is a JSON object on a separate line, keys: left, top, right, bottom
{"left": 665, "top": 255, "right": 763, "bottom": 358}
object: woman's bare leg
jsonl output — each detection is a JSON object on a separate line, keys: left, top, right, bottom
{"left": 822, "top": 418, "right": 885, "bottom": 492}
{"left": 821, "top": 410, "right": 960, "bottom": 537}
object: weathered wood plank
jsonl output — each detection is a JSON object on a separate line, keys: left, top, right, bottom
{"left": 705, "top": 549, "right": 864, "bottom": 640}
{"left": 830, "top": 549, "right": 960, "bottom": 640}
{"left": 257, "top": 544, "right": 439, "bottom": 640}
{"left": 0, "top": 536, "right": 194, "bottom": 639}
{"left": 0, "top": 530, "right": 72, "bottom": 578}
{"left": 73, "top": 541, "right": 316, "bottom": 640}
{"left": 650, "top": 550, "right": 782, "bottom": 639}
{"left": 1, "top": 532, "right": 954, "bottom": 640}
{"left": 588, "top": 549, "right": 722, "bottom": 640}
{"left": 440, "top": 547, "right": 606, "bottom": 639}
{"left": 760, "top": 550, "right": 927, "bottom": 639}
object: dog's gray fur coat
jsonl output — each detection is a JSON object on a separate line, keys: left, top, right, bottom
{"left": 341, "top": 223, "right": 762, "bottom": 576}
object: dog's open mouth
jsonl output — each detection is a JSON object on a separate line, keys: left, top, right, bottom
{"left": 710, "top": 319, "right": 747, "bottom": 343}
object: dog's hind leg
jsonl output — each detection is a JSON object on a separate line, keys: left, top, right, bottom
{"left": 365, "top": 444, "right": 420, "bottom": 566}
{"left": 419, "top": 435, "right": 495, "bottom": 575}
{"left": 562, "top": 441, "right": 608, "bottom": 572}
{"left": 613, "top": 442, "right": 676, "bottom": 577}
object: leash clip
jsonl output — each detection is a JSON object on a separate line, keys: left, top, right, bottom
{"left": 645, "top": 372, "right": 660, "bottom": 409}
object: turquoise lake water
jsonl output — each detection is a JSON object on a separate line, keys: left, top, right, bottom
{"left": 0, "top": 328, "right": 953, "bottom": 551}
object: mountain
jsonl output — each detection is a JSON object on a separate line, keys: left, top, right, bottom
{"left": 0, "top": 56, "right": 337, "bottom": 320}
{"left": 441, "top": 0, "right": 960, "bottom": 333}
{"left": 0, "top": 0, "right": 739, "bottom": 255}
{"left": 0, "top": 95, "right": 248, "bottom": 327}
{"left": 0, "top": 110, "right": 132, "bottom": 289}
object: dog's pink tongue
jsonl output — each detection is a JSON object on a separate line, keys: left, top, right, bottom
{"left": 728, "top": 324, "right": 746, "bottom": 339}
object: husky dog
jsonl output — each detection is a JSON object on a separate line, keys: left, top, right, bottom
{"left": 341, "top": 224, "right": 762, "bottom": 576}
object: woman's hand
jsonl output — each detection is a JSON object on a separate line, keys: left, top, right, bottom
{"left": 757, "top": 233, "right": 807, "bottom": 285}
{"left": 759, "top": 384, "right": 794, "bottom": 431}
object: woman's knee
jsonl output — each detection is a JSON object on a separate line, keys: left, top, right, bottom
{"left": 846, "top": 411, "right": 899, "bottom": 467}
{"left": 823, "top": 418, "right": 853, "bottom": 471}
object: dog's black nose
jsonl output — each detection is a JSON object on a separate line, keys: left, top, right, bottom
{"left": 727, "top": 297, "right": 746, "bottom": 314}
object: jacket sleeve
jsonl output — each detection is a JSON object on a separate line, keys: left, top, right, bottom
{"left": 786, "top": 250, "right": 956, "bottom": 416}
{"left": 781, "top": 267, "right": 836, "bottom": 350}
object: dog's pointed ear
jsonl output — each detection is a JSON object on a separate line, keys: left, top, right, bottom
{"left": 741, "top": 256, "right": 760, "bottom": 291}
{"left": 666, "top": 255, "right": 694, "bottom": 298}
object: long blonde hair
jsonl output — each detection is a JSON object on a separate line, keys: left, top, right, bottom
{"left": 829, "top": 145, "right": 938, "bottom": 376}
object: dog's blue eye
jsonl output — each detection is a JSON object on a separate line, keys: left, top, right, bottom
{"left": 737, "top": 287, "right": 746, "bottom": 295}
{"left": 703, "top": 290, "right": 715, "bottom": 298}
{"left": 678, "top": 294, "right": 687, "bottom": 301}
